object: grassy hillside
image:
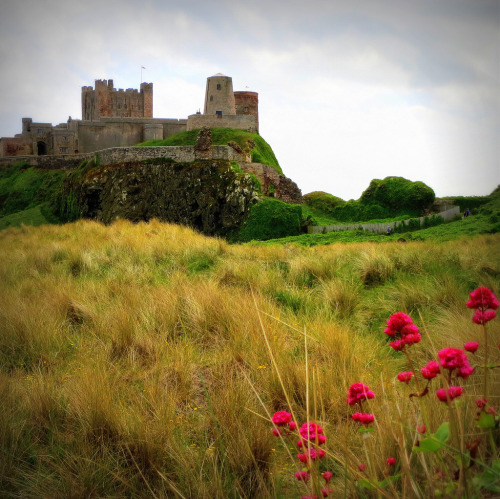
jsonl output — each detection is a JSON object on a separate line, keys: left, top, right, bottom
{"left": 1, "top": 219, "right": 499, "bottom": 497}
{"left": 137, "top": 128, "right": 283, "bottom": 175}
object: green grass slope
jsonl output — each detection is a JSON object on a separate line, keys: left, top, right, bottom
{"left": 137, "top": 127, "right": 283, "bottom": 175}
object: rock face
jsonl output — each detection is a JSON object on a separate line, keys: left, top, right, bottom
{"left": 63, "top": 159, "right": 260, "bottom": 236}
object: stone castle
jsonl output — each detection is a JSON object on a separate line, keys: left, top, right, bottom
{"left": 0, "top": 74, "right": 259, "bottom": 158}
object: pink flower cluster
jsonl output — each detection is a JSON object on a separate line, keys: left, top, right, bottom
{"left": 297, "top": 422, "right": 327, "bottom": 447}
{"left": 438, "top": 347, "right": 474, "bottom": 379}
{"left": 467, "top": 286, "right": 499, "bottom": 325}
{"left": 271, "top": 412, "right": 333, "bottom": 497}
{"left": 271, "top": 410, "right": 297, "bottom": 436}
{"left": 436, "top": 386, "right": 463, "bottom": 402}
{"left": 352, "top": 412, "right": 374, "bottom": 425}
{"left": 421, "top": 360, "right": 440, "bottom": 380}
{"left": 397, "top": 371, "right": 413, "bottom": 384}
{"left": 384, "top": 312, "right": 421, "bottom": 351}
{"left": 347, "top": 383, "right": 375, "bottom": 406}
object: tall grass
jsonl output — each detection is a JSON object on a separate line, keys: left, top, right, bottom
{"left": 0, "top": 219, "right": 498, "bottom": 497}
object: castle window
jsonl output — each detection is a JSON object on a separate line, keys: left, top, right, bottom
{"left": 59, "top": 147, "right": 68, "bottom": 153}
{"left": 210, "top": 96, "right": 213, "bottom": 102}
{"left": 124, "top": 104, "right": 127, "bottom": 109}
{"left": 216, "top": 110, "right": 222, "bottom": 117}
{"left": 37, "top": 128, "right": 42, "bottom": 134}
{"left": 244, "top": 107, "right": 249, "bottom": 112}
{"left": 217, "top": 84, "right": 221, "bottom": 90}
{"left": 118, "top": 104, "right": 121, "bottom": 109}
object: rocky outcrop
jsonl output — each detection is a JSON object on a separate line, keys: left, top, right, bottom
{"left": 60, "top": 158, "right": 260, "bottom": 236}
{"left": 240, "top": 162, "right": 302, "bottom": 204}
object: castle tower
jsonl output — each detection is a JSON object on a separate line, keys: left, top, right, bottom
{"left": 81, "top": 79, "right": 153, "bottom": 120}
{"left": 234, "top": 91, "right": 259, "bottom": 132}
{"left": 204, "top": 74, "right": 236, "bottom": 116}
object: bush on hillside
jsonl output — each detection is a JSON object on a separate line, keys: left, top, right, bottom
{"left": 303, "top": 191, "right": 345, "bottom": 213}
{"left": 236, "top": 198, "right": 302, "bottom": 242}
{"left": 442, "top": 195, "right": 492, "bottom": 212}
{"left": 332, "top": 200, "right": 389, "bottom": 222}
{"left": 360, "top": 176, "right": 435, "bottom": 216}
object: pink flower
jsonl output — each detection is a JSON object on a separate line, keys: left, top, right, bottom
{"left": 272, "top": 411, "right": 292, "bottom": 426}
{"left": 397, "top": 371, "right": 413, "bottom": 384}
{"left": 466, "top": 287, "right": 499, "bottom": 310}
{"left": 389, "top": 339, "right": 405, "bottom": 351}
{"left": 438, "top": 348, "right": 469, "bottom": 371}
{"left": 288, "top": 421, "right": 297, "bottom": 431}
{"left": 386, "top": 312, "right": 413, "bottom": 332}
{"left": 358, "top": 463, "right": 367, "bottom": 471}
{"left": 295, "top": 471, "right": 310, "bottom": 482}
{"left": 421, "top": 360, "right": 440, "bottom": 380}
{"left": 488, "top": 407, "right": 496, "bottom": 415}
{"left": 476, "top": 398, "right": 487, "bottom": 408}
{"left": 457, "top": 364, "right": 474, "bottom": 379}
{"left": 436, "top": 386, "right": 463, "bottom": 402}
{"left": 464, "top": 341, "right": 479, "bottom": 353}
{"left": 272, "top": 428, "right": 281, "bottom": 437}
{"left": 385, "top": 313, "right": 421, "bottom": 350}
{"left": 299, "top": 422, "right": 324, "bottom": 439}
{"left": 297, "top": 448, "right": 326, "bottom": 463}
{"left": 472, "top": 309, "right": 497, "bottom": 325}
{"left": 416, "top": 424, "right": 426, "bottom": 434}
{"left": 347, "top": 383, "right": 375, "bottom": 406}
{"left": 387, "top": 457, "right": 396, "bottom": 466}
{"left": 322, "top": 471, "right": 333, "bottom": 483}
{"left": 321, "top": 488, "right": 332, "bottom": 498}
{"left": 352, "top": 412, "right": 375, "bottom": 425}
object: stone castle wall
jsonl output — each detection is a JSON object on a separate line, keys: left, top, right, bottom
{"left": 186, "top": 114, "right": 257, "bottom": 133}
{"left": 0, "top": 145, "right": 247, "bottom": 170}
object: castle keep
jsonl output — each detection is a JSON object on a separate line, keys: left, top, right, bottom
{"left": 0, "top": 74, "right": 258, "bottom": 159}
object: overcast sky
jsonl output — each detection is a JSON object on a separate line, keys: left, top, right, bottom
{"left": 1, "top": 0, "right": 498, "bottom": 200}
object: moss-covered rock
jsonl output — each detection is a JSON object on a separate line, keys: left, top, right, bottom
{"left": 53, "top": 158, "right": 260, "bottom": 237}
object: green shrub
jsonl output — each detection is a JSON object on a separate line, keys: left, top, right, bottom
{"left": 360, "top": 176, "right": 435, "bottom": 216}
{"left": 442, "top": 195, "right": 492, "bottom": 212}
{"left": 303, "top": 191, "right": 345, "bottom": 213}
{"left": 236, "top": 198, "right": 302, "bottom": 242}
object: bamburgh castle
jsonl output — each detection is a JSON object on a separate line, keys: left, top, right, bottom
{"left": 0, "top": 74, "right": 259, "bottom": 158}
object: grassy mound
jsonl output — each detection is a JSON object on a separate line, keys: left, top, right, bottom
{"left": 137, "top": 128, "right": 283, "bottom": 175}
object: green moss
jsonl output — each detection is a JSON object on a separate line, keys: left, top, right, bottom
{"left": 137, "top": 128, "right": 283, "bottom": 175}
{"left": 235, "top": 198, "right": 302, "bottom": 242}
{"left": 0, "top": 162, "right": 66, "bottom": 218}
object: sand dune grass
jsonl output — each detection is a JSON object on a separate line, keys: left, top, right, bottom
{"left": 0, "top": 220, "right": 499, "bottom": 497}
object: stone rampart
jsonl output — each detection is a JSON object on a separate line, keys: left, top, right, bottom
{"left": 0, "top": 145, "right": 246, "bottom": 170}
{"left": 307, "top": 206, "right": 461, "bottom": 234}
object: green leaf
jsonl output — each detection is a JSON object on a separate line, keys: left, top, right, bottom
{"left": 486, "top": 363, "right": 500, "bottom": 368}
{"left": 413, "top": 423, "right": 450, "bottom": 453}
{"left": 357, "top": 427, "right": 374, "bottom": 434}
{"left": 475, "top": 412, "right": 495, "bottom": 429}
{"left": 434, "top": 422, "right": 450, "bottom": 443}
{"left": 413, "top": 438, "right": 444, "bottom": 453}
{"left": 357, "top": 479, "right": 376, "bottom": 490}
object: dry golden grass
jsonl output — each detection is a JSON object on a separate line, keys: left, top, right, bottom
{"left": 0, "top": 220, "right": 499, "bottom": 497}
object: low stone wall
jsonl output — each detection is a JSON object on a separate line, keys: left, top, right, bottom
{"left": 0, "top": 145, "right": 246, "bottom": 170}
{"left": 307, "top": 206, "right": 461, "bottom": 234}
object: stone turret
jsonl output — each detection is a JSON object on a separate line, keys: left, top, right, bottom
{"left": 204, "top": 74, "right": 236, "bottom": 116}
